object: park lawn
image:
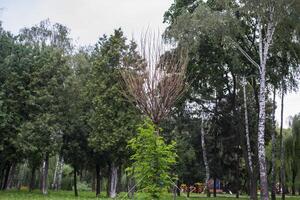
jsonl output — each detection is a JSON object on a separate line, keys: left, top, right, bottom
{"left": 0, "top": 190, "right": 300, "bottom": 200}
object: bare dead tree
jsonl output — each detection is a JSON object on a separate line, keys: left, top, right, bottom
{"left": 121, "top": 34, "right": 188, "bottom": 126}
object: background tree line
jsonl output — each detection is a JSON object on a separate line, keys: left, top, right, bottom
{"left": 0, "top": 0, "right": 300, "bottom": 199}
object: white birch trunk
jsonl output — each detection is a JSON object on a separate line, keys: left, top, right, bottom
{"left": 257, "top": 9, "right": 276, "bottom": 198}
{"left": 7, "top": 163, "right": 16, "bottom": 189}
{"left": 52, "top": 155, "right": 59, "bottom": 190}
{"left": 57, "top": 157, "right": 64, "bottom": 190}
{"left": 236, "top": 6, "right": 276, "bottom": 200}
{"left": 41, "top": 155, "right": 49, "bottom": 195}
{"left": 109, "top": 162, "right": 118, "bottom": 198}
{"left": 242, "top": 76, "right": 253, "bottom": 174}
{"left": 52, "top": 155, "right": 64, "bottom": 190}
{"left": 201, "top": 123, "right": 210, "bottom": 196}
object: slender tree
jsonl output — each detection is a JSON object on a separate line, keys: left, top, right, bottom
{"left": 201, "top": 120, "right": 211, "bottom": 197}
{"left": 271, "top": 87, "right": 277, "bottom": 200}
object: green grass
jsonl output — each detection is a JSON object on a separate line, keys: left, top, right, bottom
{"left": 0, "top": 190, "right": 300, "bottom": 200}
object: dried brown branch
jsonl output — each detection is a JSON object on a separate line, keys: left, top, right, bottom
{"left": 121, "top": 34, "right": 188, "bottom": 125}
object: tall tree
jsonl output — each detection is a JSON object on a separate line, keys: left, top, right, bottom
{"left": 88, "top": 29, "right": 139, "bottom": 198}
{"left": 121, "top": 33, "right": 187, "bottom": 199}
{"left": 18, "top": 20, "right": 72, "bottom": 194}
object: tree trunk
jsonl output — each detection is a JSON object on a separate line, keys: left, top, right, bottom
{"left": 172, "top": 178, "right": 177, "bottom": 200}
{"left": 236, "top": 153, "right": 240, "bottom": 199}
{"left": 73, "top": 166, "right": 78, "bottom": 197}
{"left": 173, "top": 184, "right": 177, "bottom": 200}
{"left": 52, "top": 155, "right": 59, "bottom": 190}
{"left": 201, "top": 123, "right": 210, "bottom": 197}
{"left": 257, "top": 12, "right": 276, "bottom": 199}
{"left": 176, "top": 180, "right": 180, "bottom": 197}
{"left": 242, "top": 78, "right": 257, "bottom": 200}
{"left": 271, "top": 87, "right": 276, "bottom": 200}
{"left": 108, "top": 162, "right": 118, "bottom": 198}
{"left": 279, "top": 87, "right": 285, "bottom": 200}
{"left": 7, "top": 163, "right": 16, "bottom": 189}
{"left": 257, "top": 60, "right": 269, "bottom": 200}
{"left": 1, "top": 163, "right": 11, "bottom": 190}
{"left": 291, "top": 170, "right": 296, "bottom": 195}
{"left": 57, "top": 157, "right": 64, "bottom": 190}
{"left": 41, "top": 154, "right": 49, "bottom": 195}
{"left": 116, "top": 165, "right": 122, "bottom": 193}
{"left": 39, "top": 167, "right": 43, "bottom": 191}
{"left": 29, "top": 166, "right": 36, "bottom": 192}
{"left": 52, "top": 155, "right": 64, "bottom": 190}
{"left": 242, "top": 76, "right": 254, "bottom": 178}
{"left": 213, "top": 177, "right": 217, "bottom": 197}
{"left": 92, "top": 171, "right": 96, "bottom": 192}
{"left": 127, "top": 174, "right": 135, "bottom": 199}
{"left": 95, "top": 164, "right": 101, "bottom": 197}
{"left": 249, "top": 175, "right": 258, "bottom": 200}
{"left": 0, "top": 166, "right": 5, "bottom": 189}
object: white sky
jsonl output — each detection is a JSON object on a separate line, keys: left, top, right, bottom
{"left": 1, "top": 0, "right": 299, "bottom": 128}
{"left": 0, "top": 0, "right": 172, "bottom": 46}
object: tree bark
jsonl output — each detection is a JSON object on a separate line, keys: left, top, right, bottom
{"left": 257, "top": 15, "right": 274, "bottom": 200}
{"left": 213, "top": 177, "right": 217, "bottom": 197}
{"left": 236, "top": 153, "right": 240, "bottom": 199}
{"left": 243, "top": 77, "right": 254, "bottom": 175}
{"left": 126, "top": 174, "right": 135, "bottom": 199}
{"left": 73, "top": 166, "right": 78, "bottom": 197}
{"left": 7, "top": 163, "right": 16, "bottom": 189}
{"left": 271, "top": 87, "right": 277, "bottom": 200}
{"left": 250, "top": 175, "right": 258, "bottom": 200}
{"left": 242, "top": 77, "right": 257, "bottom": 200}
{"left": 29, "top": 166, "right": 36, "bottom": 192}
{"left": 257, "top": 53, "right": 269, "bottom": 200}
{"left": 176, "top": 180, "right": 180, "bottom": 197}
{"left": 291, "top": 169, "right": 296, "bottom": 196}
{"left": 92, "top": 171, "right": 95, "bottom": 192}
{"left": 108, "top": 162, "right": 118, "bottom": 198}
{"left": 52, "top": 155, "right": 59, "bottom": 190}
{"left": 172, "top": 177, "right": 178, "bottom": 200}
{"left": 201, "top": 123, "right": 211, "bottom": 197}
{"left": 116, "top": 165, "right": 122, "bottom": 193}
{"left": 52, "top": 155, "right": 64, "bottom": 190}
{"left": 95, "top": 163, "right": 101, "bottom": 197}
{"left": 1, "top": 163, "right": 11, "bottom": 190}
{"left": 41, "top": 154, "right": 49, "bottom": 195}
{"left": 0, "top": 166, "right": 5, "bottom": 189}
{"left": 279, "top": 87, "right": 285, "bottom": 200}
{"left": 57, "top": 157, "right": 64, "bottom": 190}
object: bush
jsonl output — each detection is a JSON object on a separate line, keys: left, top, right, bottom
{"left": 76, "top": 181, "right": 91, "bottom": 191}
{"left": 127, "top": 118, "right": 177, "bottom": 199}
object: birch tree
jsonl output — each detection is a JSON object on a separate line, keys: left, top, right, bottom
{"left": 236, "top": 1, "right": 297, "bottom": 198}
{"left": 201, "top": 121, "right": 210, "bottom": 197}
{"left": 242, "top": 76, "right": 258, "bottom": 199}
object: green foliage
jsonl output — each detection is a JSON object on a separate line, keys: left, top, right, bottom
{"left": 87, "top": 29, "right": 139, "bottom": 163}
{"left": 76, "top": 181, "right": 91, "bottom": 192}
{"left": 127, "top": 119, "right": 177, "bottom": 199}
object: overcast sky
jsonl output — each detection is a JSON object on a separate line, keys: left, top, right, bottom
{"left": 0, "top": 0, "right": 172, "bottom": 45}
{"left": 1, "top": 0, "right": 299, "bottom": 128}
